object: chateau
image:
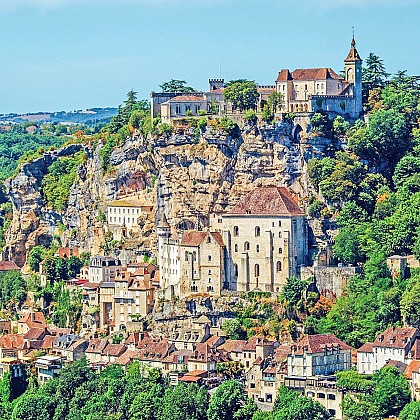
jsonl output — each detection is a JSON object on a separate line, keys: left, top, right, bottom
{"left": 151, "top": 37, "right": 363, "bottom": 124}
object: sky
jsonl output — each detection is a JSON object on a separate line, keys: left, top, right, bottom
{"left": 0, "top": 0, "right": 419, "bottom": 114}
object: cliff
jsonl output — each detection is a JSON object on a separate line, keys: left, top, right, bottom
{"left": 4, "top": 121, "right": 334, "bottom": 267}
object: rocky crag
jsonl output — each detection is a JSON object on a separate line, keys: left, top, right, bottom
{"left": 5, "top": 121, "right": 336, "bottom": 268}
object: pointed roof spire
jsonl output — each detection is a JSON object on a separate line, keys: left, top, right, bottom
{"left": 157, "top": 212, "right": 170, "bottom": 228}
{"left": 345, "top": 34, "right": 362, "bottom": 63}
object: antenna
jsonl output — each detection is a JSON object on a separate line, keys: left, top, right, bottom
{"left": 352, "top": 26, "right": 354, "bottom": 38}
{"left": 219, "top": 63, "right": 222, "bottom": 78}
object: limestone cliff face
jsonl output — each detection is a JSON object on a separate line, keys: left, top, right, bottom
{"left": 5, "top": 122, "right": 332, "bottom": 267}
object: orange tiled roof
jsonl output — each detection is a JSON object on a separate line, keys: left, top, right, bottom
{"left": 0, "top": 334, "right": 24, "bottom": 350}
{"left": 229, "top": 187, "right": 305, "bottom": 217}
{"left": 357, "top": 342, "right": 374, "bottom": 353}
{"left": 0, "top": 261, "right": 20, "bottom": 271}
{"left": 19, "top": 313, "right": 47, "bottom": 330}
{"left": 405, "top": 360, "right": 420, "bottom": 379}
{"left": 276, "top": 69, "right": 293, "bottom": 82}
{"left": 291, "top": 68, "right": 341, "bottom": 81}
{"left": 169, "top": 95, "right": 206, "bottom": 102}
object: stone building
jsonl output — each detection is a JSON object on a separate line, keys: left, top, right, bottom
{"left": 114, "top": 265, "right": 156, "bottom": 331}
{"left": 89, "top": 256, "right": 122, "bottom": 284}
{"left": 157, "top": 215, "right": 226, "bottom": 299}
{"left": 219, "top": 186, "right": 308, "bottom": 293}
{"left": 356, "top": 327, "right": 420, "bottom": 374}
{"left": 107, "top": 197, "right": 153, "bottom": 230}
{"left": 287, "top": 334, "right": 352, "bottom": 377}
{"left": 179, "top": 231, "right": 226, "bottom": 297}
{"left": 275, "top": 37, "right": 363, "bottom": 119}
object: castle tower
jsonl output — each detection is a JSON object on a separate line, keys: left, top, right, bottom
{"left": 344, "top": 36, "right": 363, "bottom": 116}
{"left": 209, "top": 79, "right": 225, "bottom": 91}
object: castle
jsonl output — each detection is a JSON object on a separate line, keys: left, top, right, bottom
{"left": 150, "top": 37, "right": 363, "bottom": 124}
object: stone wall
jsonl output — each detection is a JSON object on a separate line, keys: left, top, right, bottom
{"left": 301, "top": 265, "right": 360, "bottom": 299}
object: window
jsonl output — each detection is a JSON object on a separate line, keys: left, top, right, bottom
{"left": 195, "top": 105, "right": 200, "bottom": 113}
{"left": 278, "top": 221, "right": 282, "bottom": 227}
{"left": 234, "top": 264, "right": 238, "bottom": 277}
{"left": 244, "top": 242, "right": 250, "bottom": 251}
{"left": 208, "top": 255, "right": 212, "bottom": 262}
{"left": 317, "top": 393, "right": 325, "bottom": 399}
{"left": 279, "top": 232, "right": 282, "bottom": 238}
{"left": 256, "top": 244, "right": 260, "bottom": 252}
{"left": 234, "top": 244, "right": 238, "bottom": 252}
{"left": 254, "top": 264, "right": 260, "bottom": 277}
{"left": 276, "top": 261, "right": 282, "bottom": 272}
{"left": 175, "top": 104, "right": 181, "bottom": 114}
{"left": 305, "top": 84, "right": 307, "bottom": 90}
{"left": 255, "top": 226, "right": 261, "bottom": 237}
{"left": 208, "top": 269, "right": 212, "bottom": 274}
{"left": 233, "top": 226, "right": 239, "bottom": 236}
{"left": 327, "top": 394, "right": 336, "bottom": 400}
{"left": 279, "top": 247, "right": 282, "bottom": 254}
{"left": 207, "top": 236, "right": 211, "bottom": 243}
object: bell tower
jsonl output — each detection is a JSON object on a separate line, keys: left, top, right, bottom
{"left": 344, "top": 36, "right": 363, "bottom": 116}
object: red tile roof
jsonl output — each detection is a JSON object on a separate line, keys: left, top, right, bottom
{"left": 19, "top": 313, "right": 47, "bottom": 330}
{"left": 86, "top": 338, "right": 108, "bottom": 354}
{"left": 42, "top": 336, "right": 56, "bottom": 350}
{"left": 24, "top": 328, "right": 46, "bottom": 340}
{"left": 294, "top": 334, "right": 352, "bottom": 355}
{"left": 373, "top": 327, "right": 418, "bottom": 349}
{"left": 169, "top": 95, "right": 206, "bottom": 102}
{"left": 276, "top": 69, "right": 293, "bottom": 82}
{"left": 211, "top": 232, "right": 225, "bottom": 247}
{"left": 0, "top": 261, "right": 20, "bottom": 271}
{"left": 357, "top": 342, "right": 374, "bottom": 353}
{"left": 408, "top": 338, "right": 420, "bottom": 359}
{"left": 0, "top": 334, "right": 24, "bottom": 350}
{"left": 229, "top": 187, "right": 305, "bottom": 216}
{"left": 405, "top": 360, "right": 420, "bottom": 379}
{"left": 102, "top": 343, "right": 126, "bottom": 357}
{"left": 114, "top": 349, "right": 140, "bottom": 366}
{"left": 291, "top": 68, "right": 341, "bottom": 81}
{"left": 57, "top": 247, "right": 79, "bottom": 259}
{"left": 218, "top": 340, "right": 247, "bottom": 353}
{"left": 181, "top": 231, "right": 208, "bottom": 247}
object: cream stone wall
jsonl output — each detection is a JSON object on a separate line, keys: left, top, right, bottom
{"left": 221, "top": 215, "right": 307, "bottom": 293}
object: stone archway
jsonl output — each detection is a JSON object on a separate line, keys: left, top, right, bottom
{"left": 292, "top": 124, "right": 303, "bottom": 141}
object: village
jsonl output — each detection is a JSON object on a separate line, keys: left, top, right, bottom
{"left": 0, "top": 37, "right": 420, "bottom": 419}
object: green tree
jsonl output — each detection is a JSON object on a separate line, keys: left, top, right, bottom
{"left": 11, "top": 393, "right": 55, "bottom": 420}
{"left": 222, "top": 319, "right": 244, "bottom": 340}
{"left": 207, "top": 380, "right": 254, "bottom": 420}
{"left": 273, "top": 386, "right": 331, "bottom": 420}
{"left": 267, "top": 92, "right": 284, "bottom": 114}
{"left": 371, "top": 366, "right": 411, "bottom": 417}
{"left": 401, "top": 279, "right": 420, "bottom": 327}
{"left": 341, "top": 395, "right": 381, "bottom": 420}
{"left": 399, "top": 401, "right": 420, "bottom": 420}
{"left": 223, "top": 80, "right": 259, "bottom": 111}
{"left": 28, "top": 245, "right": 47, "bottom": 272}
{"left": 159, "top": 80, "right": 196, "bottom": 93}
{"left": 362, "top": 53, "right": 389, "bottom": 101}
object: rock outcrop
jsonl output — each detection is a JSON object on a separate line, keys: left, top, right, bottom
{"left": 5, "top": 122, "right": 334, "bottom": 267}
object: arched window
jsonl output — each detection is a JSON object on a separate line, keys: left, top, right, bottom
{"left": 255, "top": 226, "right": 261, "bottom": 237}
{"left": 192, "top": 251, "right": 196, "bottom": 261}
{"left": 207, "top": 236, "right": 211, "bottom": 243}
{"left": 254, "top": 264, "right": 260, "bottom": 277}
{"left": 278, "top": 247, "right": 283, "bottom": 254}
{"left": 276, "top": 261, "right": 282, "bottom": 272}
{"left": 234, "top": 264, "right": 238, "bottom": 277}
{"left": 244, "top": 242, "right": 250, "bottom": 251}
{"left": 233, "top": 226, "right": 239, "bottom": 237}
{"left": 185, "top": 251, "right": 189, "bottom": 261}
{"left": 234, "top": 244, "right": 238, "bottom": 252}
{"left": 256, "top": 244, "right": 260, "bottom": 252}
{"left": 208, "top": 255, "right": 212, "bottom": 262}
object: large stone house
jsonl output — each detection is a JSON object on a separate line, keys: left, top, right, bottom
{"left": 157, "top": 218, "right": 227, "bottom": 299}
{"left": 219, "top": 186, "right": 308, "bottom": 293}
{"left": 357, "top": 327, "right": 420, "bottom": 374}
{"left": 287, "top": 334, "right": 352, "bottom": 377}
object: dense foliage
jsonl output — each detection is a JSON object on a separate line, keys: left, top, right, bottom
{"left": 338, "top": 366, "right": 411, "bottom": 419}
{"left": 0, "top": 270, "right": 27, "bottom": 312}
{"left": 223, "top": 80, "right": 259, "bottom": 111}
{"left": 307, "top": 66, "right": 420, "bottom": 347}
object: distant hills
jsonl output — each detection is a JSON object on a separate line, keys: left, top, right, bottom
{"left": 0, "top": 108, "right": 118, "bottom": 126}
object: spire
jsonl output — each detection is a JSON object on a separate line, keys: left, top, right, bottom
{"left": 157, "top": 212, "right": 170, "bottom": 228}
{"left": 344, "top": 35, "right": 362, "bottom": 62}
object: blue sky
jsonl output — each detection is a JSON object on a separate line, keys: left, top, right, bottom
{"left": 0, "top": 0, "right": 419, "bottom": 113}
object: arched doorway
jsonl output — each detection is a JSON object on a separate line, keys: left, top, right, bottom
{"left": 292, "top": 124, "right": 303, "bottom": 141}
